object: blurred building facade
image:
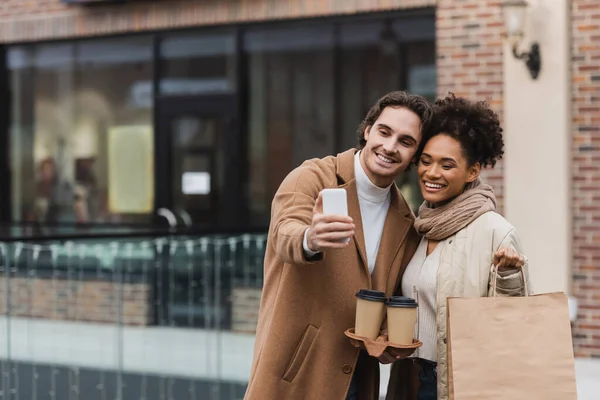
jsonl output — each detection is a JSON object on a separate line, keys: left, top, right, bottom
{"left": 0, "top": 0, "right": 596, "bottom": 360}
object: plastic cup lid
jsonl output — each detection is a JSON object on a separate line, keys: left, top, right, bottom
{"left": 386, "top": 296, "right": 418, "bottom": 308}
{"left": 355, "top": 289, "right": 386, "bottom": 302}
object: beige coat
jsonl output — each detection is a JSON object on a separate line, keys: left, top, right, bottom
{"left": 245, "top": 149, "right": 420, "bottom": 400}
{"left": 386, "top": 211, "right": 532, "bottom": 400}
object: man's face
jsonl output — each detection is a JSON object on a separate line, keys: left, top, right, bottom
{"left": 359, "top": 106, "right": 422, "bottom": 188}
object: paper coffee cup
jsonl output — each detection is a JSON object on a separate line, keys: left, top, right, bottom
{"left": 354, "top": 289, "right": 387, "bottom": 340}
{"left": 386, "top": 296, "right": 418, "bottom": 345}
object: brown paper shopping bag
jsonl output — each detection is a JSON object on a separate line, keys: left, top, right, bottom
{"left": 447, "top": 268, "right": 577, "bottom": 400}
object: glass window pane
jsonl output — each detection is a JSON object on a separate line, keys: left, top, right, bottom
{"left": 338, "top": 17, "right": 435, "bottom": 212}
{"left": 9, "top": 46, "right": 36, "bottom": 224}
{"left": 9, "top": 36, "right": 154, "bottom": 225}
{"left": 401, "top": 40, "right": 436, "bottom": 212}
{"left": 339, "top": 20, "right": 404, "bottom": 151}
{"left": 245, "top": 24, "right": 335, "bottom": 226}
{"left": 406, "top": 41, "right": 437, "bottom": 101}
{"left": 10, "top": 43, "right": 77, "bottom": 224}
{"left": 159, "top": 32, "right": 237, "bottom": 96}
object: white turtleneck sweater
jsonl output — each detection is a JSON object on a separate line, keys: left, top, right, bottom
{"left": 303, "top": 151, "right": 391, "bottom": 274}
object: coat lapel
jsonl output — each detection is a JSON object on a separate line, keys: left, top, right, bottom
{"left": 371, "top": 187, "right": 415, "bottom": 295}
{"left": 342, "top": 179, "right": 370, "bottom": 281}
{"left": 336, "top": 149, "right": 370, "bottom": 282}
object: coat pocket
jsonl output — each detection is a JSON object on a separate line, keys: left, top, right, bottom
{"left": 282, "top": 324, "right": 318, "bottom": 383}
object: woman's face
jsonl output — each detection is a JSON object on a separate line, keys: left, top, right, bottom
{"left": 418, "top": 134, "right": 480, "bottom": 206}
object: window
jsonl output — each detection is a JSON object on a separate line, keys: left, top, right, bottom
{"left": 9, "top": 37, "right": 154, "bottom": 225}
{"left": 246, "top": 17, "right": 436, "bottom": 225}
{"left": 7, "top": 13, "right": 436, "bottom": 229}
{"left": 245, "top": 24, "right": 336, "bottom": 225}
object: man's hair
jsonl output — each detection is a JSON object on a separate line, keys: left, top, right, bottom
{"left": 356, "top": 91, "right": 434, "bottom": 150}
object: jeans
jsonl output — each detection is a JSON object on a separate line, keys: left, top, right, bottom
{"left": 417, "top": 359, "right": 438, "bottom": 400}
{"left": 346, "top": 373, "right": 358, "bottom": 400}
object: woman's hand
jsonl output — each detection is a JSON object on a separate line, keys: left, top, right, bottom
{"left": 493, "top": 248, "right": 525, "bottom": 270}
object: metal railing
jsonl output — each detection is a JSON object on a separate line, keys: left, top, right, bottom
{"left": 0, "top": 228, "right": 267, "bottom": 400}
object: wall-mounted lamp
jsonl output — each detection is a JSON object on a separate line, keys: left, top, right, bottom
{"left": 502, "top": 0, "right": 541, "bottom": 79}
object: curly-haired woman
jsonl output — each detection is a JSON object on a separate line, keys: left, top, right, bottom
{"left": 384, "top": 93, "right": 533, "bottom": 400}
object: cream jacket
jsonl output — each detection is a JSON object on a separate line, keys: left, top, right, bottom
{"left": 387, "top": 211, "right": 532, "bottom": 400}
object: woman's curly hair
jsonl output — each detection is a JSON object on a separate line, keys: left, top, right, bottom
{"left": 419, "top": 93, "right": 504, "bottom": 168}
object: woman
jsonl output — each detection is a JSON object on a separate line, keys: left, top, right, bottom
{"left": 385, "top": 93, "right": 532, "bottom": 400}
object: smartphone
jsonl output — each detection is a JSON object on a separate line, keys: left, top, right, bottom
{"left": 321, "top": 188, "right": 350, "bottom": 243}
{"left": 321, "top": 188, "right": 348, "bottom": 216}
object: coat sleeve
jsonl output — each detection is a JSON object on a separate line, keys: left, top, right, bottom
{"left": 487, "top": 228, "right": 534, "bottom": 297}
{"left": 269, "top": 161, "right": 332, "bottom": 265}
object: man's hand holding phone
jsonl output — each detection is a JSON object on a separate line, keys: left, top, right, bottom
{"left": 306, "top": 189, "right": 354, "bottom": 252}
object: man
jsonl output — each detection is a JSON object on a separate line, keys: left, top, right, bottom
{"left": 245, "top": 91, "right": 433, "bottom": 400}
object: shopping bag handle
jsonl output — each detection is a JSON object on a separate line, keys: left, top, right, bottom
{"left": 490, "top": 263, "right": 529, "bottom": 297}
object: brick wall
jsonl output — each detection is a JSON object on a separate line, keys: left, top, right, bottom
{"left": 436, "top": 0, "right": 505, "bottom": 212}
{"left": 572, "top": 0, "right": 600, "bottom": 358}
{"left": 0, "top": 0, "right": 435, "bottom": 43}
{"left": 0, "top": 277, "right": 153, "bottom": 326}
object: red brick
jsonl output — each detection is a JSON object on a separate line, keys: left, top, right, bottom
{"left": 579, "top": 3, "right": 600, "bottom": 10}
{"left": 579, "top": 25, "right": 600, "bottom": 31}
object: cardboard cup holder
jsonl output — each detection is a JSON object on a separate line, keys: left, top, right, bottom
{"left": 344, "top": 328, "right": 422, "bottom": 359}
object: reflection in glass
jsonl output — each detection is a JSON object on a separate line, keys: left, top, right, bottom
{"left": 9, "top": 37, "right": 154, "bottom": 225}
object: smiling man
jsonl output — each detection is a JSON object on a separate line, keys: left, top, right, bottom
{"left": 244, "top": 91, "right": 433, "bottom": 400}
